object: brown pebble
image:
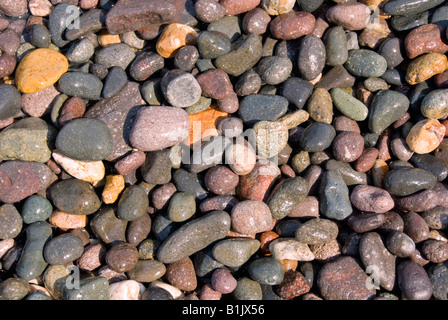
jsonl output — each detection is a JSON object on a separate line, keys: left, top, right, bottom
{"left": 199, "top": 283, "right": 222, "bottom": 300}
{"left": 332, "top": 131, "right": 364, "bottom": 162}
{"left": 354, "top": 148, "right": 379, "bottom": 173}
{"left": 242, "top": 8, "right": 271, "bottom": 35}
{"left": 333, "top": 115, "right": 361, "bottom": 134}
{"left": 421, "top": 239, "right": 448, "bottom": 263}
{"left": 217, "top": 91, "right": 239, "bottom": 114}
{"left": 166, "top": 257, "right": 197, "bottom": 292}
{"left": 326, "top": 2, "right": 371, "bottom": 31}
{"left": 105, "top": 242, "right": 139, "bottom": 273}
{"left": 58, "top": 97, "right": 86, "bottom": 126}
{"left": 197, "top": 69, "right": 234, "bottom": 101}
{"left": 220, "top": 0, "right": 260, "bottom": 15}
{"left": 231, "top": 200, "right": 273, "bottom": 235}
{"left": 0, "top": 54, "right": 16, "bottom": 79}
{"left": 199, "top": 195, "right": 239, "bottom": 213}
{"left": 403, "top": 211, "right": 430, "bottom": 244}
{"left": 151, "top": 182, "right": 177, "bottom": 211}
{"left": 288, "top": 196, "right": 320, "bottom": 218}
{"left": 270, "top": 11, "right": 316, "bottom": 40}
{"left": 259, "top": 231, "right": 280, "bottom": 256}
{"left": 405, "top": 24, "right": 448, "bottom": 59}
{"left": 77, "top": 242, "right": 107, "bottom": 271}
{"left": 22, "top": 85, "right": 60, "bottom": 118}
{"left": 114, "top": 151, "right": 147, "bottom": 176}
{"left": 211, "top": 268, "right": 237, "bottom": 294}
{"left": 275, "top": 270, "right": 311, "bottom": 299}
{"left": 350, "top": 185, "right": 395, "bottom": 214}
{"left": 204, "top": 165, "right": 239, "bottom": 195}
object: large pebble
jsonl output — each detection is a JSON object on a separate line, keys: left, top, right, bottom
{"left": 231, "top": 200, "right": 273, "bottom": 235}
{"left": 157, "top": 211, "right": 230, "bottom": 264}
{"left": 359, "top": 232, "right": 396, "bottom": 291}
{"left": 350, "top": 185, "right": 395, "bottom": 214}
{"left": 50, "top": 178, "right": 101, "bottom": 215}
{"left": 130, "top": 106, "right": 190, "bottom": 152}
{"left": 317, "top": 256, "right": 376, "bottom": 300}
{"left": 239, "top": 94, "right": 288, "bottom": 125}
{"left": 105, "top": 0, "right": 176, "bottom": 35}
{"left": 268, "top": 177, "right": 308, "bottom": 220}
{"left": 270, "top": 11, "right": 315, "bottom": 40}
{"left": 212, "top": 238, "right": 260, "bottom": 268}
{"left": 56, "top": 118, "right": 113, "bottom": 161}
{"left": 398, "top": 260, "right": 433, "bottom": 300}
{"left": 406, "top": 53, "right": 448, "bottom": 85}
{"left": 299, "top": 122, "right": 336, "bottom": 153}
{"left": 421, "top": 89, "right": 448, "bottom": 119}
{"left": 319, "top": 171, "right": 352, "bottom": 221}
{"left": 43, "top": 234, "right": 84, "bottom": 265}
{"left": 215, "top": 34, "right": 262, "bottom": 77}
{"left": 295, "top": 218, "right": 338, "bottom": 245}
{"left": 15, "top": 49, "right": 68, "bottom": 94}
{"left": 368, "top": 90, "right": 410, "bottom": 134}
{"left": 0, "top": 161, "right": 55, "bottom": 204}
{"left": 406, "top": 119, "right": 446, "bottom": 154}
{"left": 326, "top": 2, "right": 370, "bottom": 31}
{"left": 331, "top": 88, "right": 368, "bottom": 121}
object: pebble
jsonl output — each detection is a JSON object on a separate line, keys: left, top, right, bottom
{"left": 167, "top": 192, "right": 196, "bottom": 222}
{"left": 215, "top": 34, "right": 262, "bottom": 77}
{"left": 422, "top": 239, "right": 448, "bottom": 263}
{"left": 350, "top": 185, "right": 395, "bottom": 214}
{"left": 403, "top": 211, "right": 430, "bottom": 244}
{"left": 63, "top": 276, "right": 110, "bottom": 300}
{"left": 194, "top": 0, "right": 225, "bottom": 23}
{"left": 156, "top": 23, "right": 198, "bottom": 59}
{"left": 319, "top": 171, "right": 352, "bottom": 221}
{"left": 109, "top": 280, "right": 143, "bottom": 300}
{"left": 406, "top": 119, "right": 446, "bottom": 154}
{"left": 406, "top": 53, "right": 448, "bottom": 85}
{"left": 233, "top": 277, "right": 262, "bottom": 300}
{"left": 359, "top": 232, "right": 396, "bottom": 291}
{"left": 130, "top": 106, "right": 189, "bottom": 152}
{"left": 422, "top": 206, "right": 448, "bottom": 230}
{"left": 298, "top": 35, "right": 326, "bottom": 81}
{"left": 56, "top": 118, "right": 113, "bottom": 161}
{"left": 95, "top": 43, "right": 136, "bottom": 70}
{"left": 331, "top": 88, "right": 368, "bottom": 122}
{"left": 326, "top": 2, "right": 370, "bottom": 31}
{"left": 77, "top": 242, "right": 107, "bottom": 271}
{"left": 197, "top": 31, "right": 231, "bottom": 60}
{"left": 16, "top": 221, "right": 52, "bottom": 281}
{"left": 398, "top": 260, "right": 433, "bottom": 300}
{"left": 212, "top": 238, "right": 260, "bottom": 268}
{"left": 21, "top": 195, "right": 53, "bottom": 225}
{"left": 270, "top": 11, "right": 315, "bottom": 40}
{"left": 157, "top": 211, "right": 230, "bottom": 264}
{"left": 299, "top": 122, "right": 336, "bottom": 153}
{"left": 248, "top": 257, "right": 284, "bottom": 285}
{"left": 242, "top": 8, "right": 271, "bottom": 35}
{"left": 50, "top": 178, "right": 101, "bottom": 215}
{"left": 317, "top": 256, "right": 376, "bottom": 300}
{"left": 253, "top": 120, "right": 288, "bottom": 158}
{"left": 0, "top": 204, "right": 22, "bottom": 240}
{"left": 52, "top": 151, "right": 105, "bottom": 184}
{"left": 386, "top": 230, "right": 416, "bottom": 258}
{"left": 368, "top": 90, "right": 410, "bottom": 134}
{"left": 332, "top": 131, "right": 364, "bottom": 163}
{"left": 0, "top": 161, "right": 55, "bottom": 204}
{"left": 231, "top": 200, "right": 273, "bottom": 235}
{"left": 405, "top": 24, "right": 448, "bottom": 59}
{"left": 117, "top": 185, "right": 149, "bottom": 221}
{"left": 0, "top": 278, "right": 30, "bottom": 300}
{"left": 281, "top": 77, "right": 314, "bottom": 110}
{"left": 429, "top": 261, "right": 448, "bottom": 300}
{"left": 105, "top": 0, "right": 175, "bottom": 35}
{"left": 15, "top": 48, "right": 68, "bottom": 94}
{"left": 295, "top": 218, "right": 338, "bottom": 245}
{"left": 347, "top": 212, "right": 387, "bottom": 233}
{"left": 383, "top": 0, "right": 445, "bottom": 16}
{"left": 268, "top": 177, "right": 308, "bottom": 220}
{"left": 43, "top": 233, "right": 84, "bottom": 265}
{"left": 269, "top": 238, "right": 314, "bottom": 261}
{"left": 257, "top": 56, "right": 292, "bottom": 86}
{"left": 261, "top": 0, "right": 295, "bottom": 15}
{"left": 225, "top": 140, "right": 257, "bottom": 176}
{"left": 421, "top": 89, "right": 448, "bottom": 120}
{"left": 239, "top": 94, "right": 288, "bottom": 125}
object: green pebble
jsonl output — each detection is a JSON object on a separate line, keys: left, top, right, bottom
{"left": 117, "top": 185, "right": 149, "bottom": 222}
{"left": 344, "top": 49, "right": 387, "bottom": 78}
{"left": 212, "top": 238, "right": 260, "bottom": 268}
{"left": 331, "top": 88, "right": 369, "bottom": 121}
{"left": 0, "top": 204, "right": 22, "bottom": 240}
{"left": 168, "top": 192, "right": 196, "bottom": 222}
{"left": 21, "top": 195, "right": 53, "bottom": 224}
{"left": 233, "top": 277, "right": 263, "bottom": 300}
{"left": 248, "top": 257, "right": 285, "bottom": 285}
{"left": 63, "top": 276, "right": 110, "bottom": 300}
